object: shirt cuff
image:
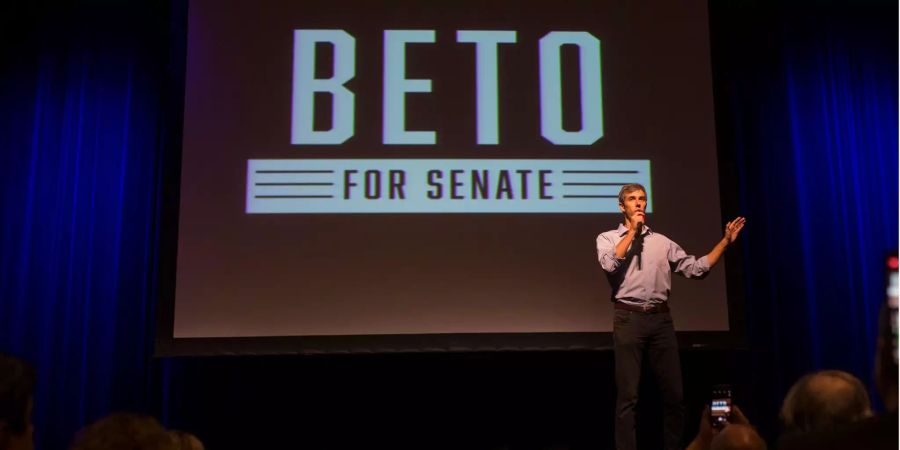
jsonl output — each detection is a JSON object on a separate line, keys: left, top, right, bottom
{"left": 696, "top": 255, "right": 711, "bottom": 273}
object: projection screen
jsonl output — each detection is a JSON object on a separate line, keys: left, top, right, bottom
{"left": 158, "top": 0, "right": 739, "bottom": 355}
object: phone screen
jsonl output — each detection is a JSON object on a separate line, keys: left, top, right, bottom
{"left": 711, "top": 385, "right": 732, "bottom": 429}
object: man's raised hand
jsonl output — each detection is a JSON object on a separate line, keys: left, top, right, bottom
{"left": 724, "top": 217, "right": 746, "bottom": 243}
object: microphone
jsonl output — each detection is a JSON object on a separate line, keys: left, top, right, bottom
{"left": 634, "top": 220, "right": 644, "bottom": 270}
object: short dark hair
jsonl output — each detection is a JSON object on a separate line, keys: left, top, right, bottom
{"left": 70, "top": 413, "right": 175, "bottom": 450}
{"left": 618, "top": 183, "right": 647, "bottom": 205}
{"left": 169, "top": 430, "right": 203, "bottom": 450}
{"left": 780, "top": 370, "right": 872, "bottom": 433}
{"left": 0, "top": 352, "right": 36, "bottom": 434}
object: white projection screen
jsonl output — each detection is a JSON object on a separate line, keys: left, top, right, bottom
{"left": 158, "top": 0, "right": 742, "bottom": 355}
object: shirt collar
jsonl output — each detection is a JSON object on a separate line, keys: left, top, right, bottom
{"left": 617, "top": 222, "right": 652, "bottom": 236}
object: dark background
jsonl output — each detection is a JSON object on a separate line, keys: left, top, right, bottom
{"left": 0, "top": 1, "right": 896, "bottom": 449}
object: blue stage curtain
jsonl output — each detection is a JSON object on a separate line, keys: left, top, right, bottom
{"left": 0, "top": 3, "right": 171, "bottom": 449}
{"left": 781, "top": 19, "right": 898, "bottom": 373}
{"left": 715, "top": 0, "right": 898, "bottom": 438}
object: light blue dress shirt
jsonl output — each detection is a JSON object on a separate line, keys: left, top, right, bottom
{"left": 596, "top": 223, "right": 710, "bottom": 306}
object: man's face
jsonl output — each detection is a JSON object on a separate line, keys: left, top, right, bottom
{"left": 619, "top": 189, "right": 647, "bottom": 223}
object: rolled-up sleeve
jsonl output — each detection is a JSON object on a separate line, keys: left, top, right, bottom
{"left": 596, "top": 233, "right": 623, "bottom": 273}
{"left": 667, "top": 241, "right": 710, "bottom": 279}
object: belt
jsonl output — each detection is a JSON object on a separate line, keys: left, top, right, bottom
{"left": 615, "top": 301, "right": 669, "bottom": 314}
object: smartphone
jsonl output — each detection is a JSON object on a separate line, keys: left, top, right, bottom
{"left": 710, "top": 384, "right": 733, "bottom": 429}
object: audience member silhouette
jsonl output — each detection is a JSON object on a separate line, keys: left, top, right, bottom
{"left": 779, "top": 370, "right": 872, "bottom": 434}
{"left": 778, "top": 303, "right": 899, "bottom": 450}
{"left": 69, "top": 413, "right": 176, "bottom": 450}
{"left": 168, "top": 430, "right": 204, "bottom": 450}
{"left": 0, "top": 353, "right": 35, "bottom": 450}
{"left": 687, "top": 405, "right": 767, "bottom": 450}
{"left": 711, "top": 424, "right": 767, "bottom": 450}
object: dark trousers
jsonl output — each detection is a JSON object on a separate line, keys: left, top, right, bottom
{"left": 613, "top": 308, "right": 685, "bottom": 450}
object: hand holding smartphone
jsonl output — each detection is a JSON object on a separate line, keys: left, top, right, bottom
{"left": 710, "top": 384, "right": 733, "bottom": 430}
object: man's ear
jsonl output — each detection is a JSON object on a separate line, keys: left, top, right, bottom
{"left": 618, "top": 203, "right": 625, "bottom": 213}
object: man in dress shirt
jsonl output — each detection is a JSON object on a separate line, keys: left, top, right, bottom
{"left": 596, "top": 183, "right": 746, "bottom": 450}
